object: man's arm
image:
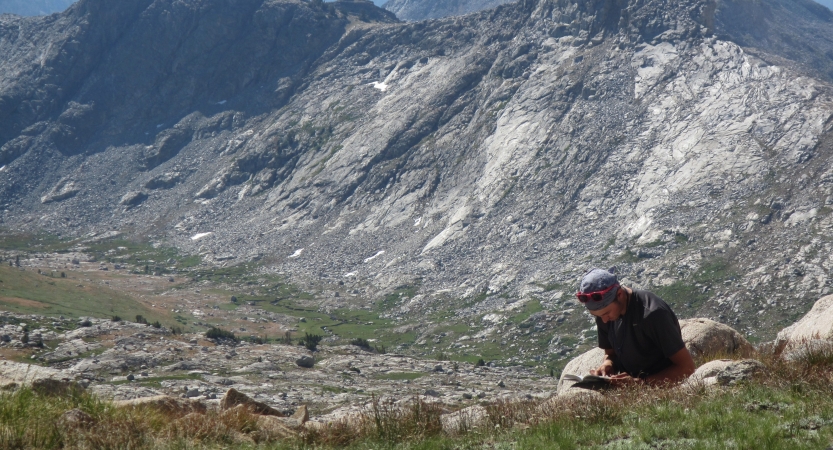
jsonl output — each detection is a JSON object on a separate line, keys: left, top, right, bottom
{"left": 643, "top": 347, "right": 695, "bottom": 385}
{"left": 590, "top": 348, "right": 618, "bottom": 376}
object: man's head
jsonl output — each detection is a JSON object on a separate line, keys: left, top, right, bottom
{"left": 577, "top": 267, "right": 628, "bottom": 323}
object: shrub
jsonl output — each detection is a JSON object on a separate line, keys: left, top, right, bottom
{"left": 111, "top": 316, "right": 122, "bottom": 322}
{"left": 135, "top": 315, "right": 148, "bottom": 325}
{"left": 476, "top": 358, "right": 486, "bottom": 367}
{"left": 205, "top": 327, "right": 238, "bottom": 342}
{"left": 20, "top": 333, "right": 28, "bottom": 344}
{"left": 300, "top": 333, "right": 323, "bottom": 351}
{"left": 230, "top": 296, "right": 238, "bottom": 303}
{"left": 244, "top": 335, "right": 266, "bottom": 345}
{"left": 281, "top": 331, "right": 292, "bottom": 345}
{"left": 170, "top": 326, "right": 182, "bottom": 335}
{"left": 80, "top": 319, "right": 93, "bottom": 327}
{"left": 351, "top": 338, "right": 371, "bottom": 349}
{"left": 374, "top": 344, "right": 387, "bottom": 354}
{"left": 151, "top": 321, "right": 161, "bottom": 329}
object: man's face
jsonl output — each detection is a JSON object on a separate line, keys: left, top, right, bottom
{"left": 589, "top": 297, "right": 625, "bottom": 323}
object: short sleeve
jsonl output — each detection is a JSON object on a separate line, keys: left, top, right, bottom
{"left": 644, "top": 309, "right": 685, "bottom": 358}
{"left": 596, "top": 317, "right": 613, "bottom": 350}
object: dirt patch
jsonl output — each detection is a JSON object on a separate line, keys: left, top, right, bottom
{"left": 0, "top": 296, "right": 49, "bottom": 309}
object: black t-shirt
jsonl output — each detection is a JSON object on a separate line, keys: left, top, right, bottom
{"left": 596, "top": 289, "right": 685, "bottom": 378}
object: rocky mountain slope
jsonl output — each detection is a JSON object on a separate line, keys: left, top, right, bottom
{"left": 383, "top": 0, "right": 514, "bottom": 21}
{"left": 0, "top": 0, "right": 75, "bottom": 16}
{"left": 2, "top": 0, "right": 833, "bottom": 347}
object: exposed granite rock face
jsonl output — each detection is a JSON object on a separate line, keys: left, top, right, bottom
{"left": 680, "top": 318, "right": 754, "bottom": 358}
{"left": 383, "top": 0, "right": 515, "bottom": 21}
{"left": 776, "top": 294, "right": 833, "bottom": 347}
{"left": 2, "top": 0, "right": 833, "bottom": 344}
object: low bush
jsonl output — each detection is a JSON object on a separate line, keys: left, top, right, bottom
{"left": 299, "top": 333, "right": 322, "bottom": 351}
{"left": 205, "top": 327, "right": 237, "bottom": 342}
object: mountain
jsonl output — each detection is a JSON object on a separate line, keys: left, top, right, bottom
{"left": 2, "top": 0, "right": 833, "bottom": 351}
{"left": 0, "top": 0, "right": 75, "bottom": 16}
{"left": 383, "top": 0, "right": 514, "bottom": 21}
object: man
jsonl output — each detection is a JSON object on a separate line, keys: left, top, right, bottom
{"left": 577, "top": 267, "right": 695, "bottom": 386}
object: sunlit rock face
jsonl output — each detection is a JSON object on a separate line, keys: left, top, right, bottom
{"left": 383, "top": 0, "right": 515, "bottom": 21}
{"left": 2, "top": 0, "right": 833, "bottom": 342}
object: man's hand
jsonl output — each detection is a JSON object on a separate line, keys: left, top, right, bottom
{"left": 609, "top": 373, "right": 642, "bottom": 387}
{"left": 590, "top": 361, "right": 615, "bottom": 376}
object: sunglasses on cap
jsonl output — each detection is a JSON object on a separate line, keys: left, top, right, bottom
{"left": 575, "top": 283, "right": 619, "bottom": 303}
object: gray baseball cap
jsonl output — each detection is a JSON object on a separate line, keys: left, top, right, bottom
{"left": 578, "top": 267, "right": 619, "bottom": 311}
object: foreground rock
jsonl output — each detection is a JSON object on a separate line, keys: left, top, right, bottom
{"left": 775, "top": 294, "right": 833, "bottom": 352}
{"left": 0, "top": 360, "right": 78, "bottom": 392}
{"left": 680, "top": 318, "right": 754, "bottom": 358}
{"left": 221, "top": 388, "right": 284, "bottom": 416}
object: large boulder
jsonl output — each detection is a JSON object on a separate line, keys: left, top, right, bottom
{"left": 679, "top": 318, "right": 754, "bottom": 358}
{"left": 775, "top": 294, "right": 833, "bottom": 352}
{"left": 0, "top": 361, "right": 78, "bottom": 391}
{"left": 556, "top": 347, "right": 605, "bottom": 393}
{"left": 221, "top": 388, "right": 283, "bottom": 416}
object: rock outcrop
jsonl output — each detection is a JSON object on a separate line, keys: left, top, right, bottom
{"left": 384, "top": 0, "right": 514, "bottom": 21}
{"left": 775, "top": 294, "right": 833, "bottom": 350}
{"left": 680, "top": 318, "right": 754, "bottom": 358}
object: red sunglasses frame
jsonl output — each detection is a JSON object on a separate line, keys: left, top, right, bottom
{"left": 575, "top": 283, "right": 619, "bottom": 303}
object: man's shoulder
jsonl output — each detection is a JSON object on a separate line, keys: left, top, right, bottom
{"left": 631, "top": 289, "right": 675, "bottom": 317}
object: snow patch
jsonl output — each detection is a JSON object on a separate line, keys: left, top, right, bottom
{"left": 289, "top": 248, "right": 304, "bottom": 258}
{"left": 364, "top": 250, "right": 385, "bottom": 263}
{"left": 344, "top": 272, "right": 357, "bottom": 277}
{"left": 190, "top": 232, "right": 212, "bottom": 241}
{"left": 0, "top": 165, "right": 5, "bottom": 172}
{"left": 217, "top": 100, "right": 227, "bottom": 105}
{"left": 371, "top": 81, "right": 389, "bottom": 92}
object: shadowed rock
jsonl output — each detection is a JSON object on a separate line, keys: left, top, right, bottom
{"left": 221, "top": 388, "right": 283, "bottom": 416}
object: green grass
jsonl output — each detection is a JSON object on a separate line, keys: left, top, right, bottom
{"left": 2, "top": 345, "right": 833, "bottom": 449}
{"left": 0, "top": 264, "right": 164, "bottom": 322}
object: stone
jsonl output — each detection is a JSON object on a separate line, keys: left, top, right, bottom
{"left": 59, "top": 408, "right": 95, "bottom": 428}
{"left": 295, "top": 355, "right": 314, "bottom": 368}
{"left": 291, "top": 404, "right": 309, "bottom": 424}
{"left": 440, "top": 405, "right": 490, "bottom": 434}
{"left": 119, "top": 191, "right": 147, "bottom": 207}
{"left": 185, "top": 389, "right": 201, "bottom": 398}
{"left": 221, "top": 388, "right": 283, "bottom": 416}
{"left": 681, "top": 359, "right": 736, "bottom": 388}
{"left": 679, "top": 318, "right": 754, "bottom": 358}
{"left": 255, "top": 415, "right": 300, "bottom": 440}
{"left": 556, "top": 347, "right": 605, "bottom": 394}
{"left": 112, "top": 395, "right": 207, "bottom": 415}
{"left": 714, "top": 359, "right": 766, "bottom": 386}
{"left": 775, "top": 295, "right": 833, "bottom": 352}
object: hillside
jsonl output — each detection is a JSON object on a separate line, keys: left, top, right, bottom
{"left": 383, "top": 0, "right": 515, "bottom": 21}
{"left": 1, "top": 0, "right": 833, "bottom": 365}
